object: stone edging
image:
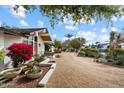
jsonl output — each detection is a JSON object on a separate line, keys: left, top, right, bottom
{"left": 39, "top": 58, "right": 50, "bottom": 64}
{"left": 38, "top": 63, "right": 56, "bottom": 87}
{"left": 38, "top": 57, "right": 56, "bottom": 87}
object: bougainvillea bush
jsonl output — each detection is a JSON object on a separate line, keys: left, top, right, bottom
{"left": 7, "top": 43, "right": 33, "bottom": 67}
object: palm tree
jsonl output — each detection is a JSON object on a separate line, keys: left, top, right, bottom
{"left": 64, "top": 34, "right": 73, "bottom": 51}
{"left": 95, "top": 42, "right": 100, "bottom": 48}
{"left": 109, "top": 31, "right": 117, "bottom": 57}
{"left": 64, "top": 34, "right": 73, "bottom": 41}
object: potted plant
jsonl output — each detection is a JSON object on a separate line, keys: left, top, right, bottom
{"left": 25, "top": 63, "right": 43, "bottom": 79}
{"left": 33, "top": 54, "right": 45, "bottom": 64}
{"left": 7, "top": 43, "right": 33, "bottom": 68}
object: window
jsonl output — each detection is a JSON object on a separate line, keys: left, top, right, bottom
{"left": 28, "top": 41, "right": 33, "bottom": 45}
{"left": 34, "top": 36, "right": 37, "bottom": 42}
{"left": 39, "top": 43, "right": 41, "bottom": 47}
{"left": 22, "top": 39, "right": 28, "bottom": 44}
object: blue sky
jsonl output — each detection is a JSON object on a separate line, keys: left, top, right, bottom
{"left": 0, "top": 5, "right": 124, "bottom": 44}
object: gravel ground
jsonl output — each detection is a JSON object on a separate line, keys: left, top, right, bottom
{"left": 46, "top": 52, "right": 124, "bottom": 88}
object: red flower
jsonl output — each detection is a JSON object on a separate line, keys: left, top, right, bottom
{"left": 7, "top": 43, "right": 33, "bottom": 66}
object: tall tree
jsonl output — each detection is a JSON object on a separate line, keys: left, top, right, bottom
{"left": 64, "top": 34, "right": 73, "bottom": 49}
{"left": 70, "top": 37, "right": 86, "bottom": 50}
{"left": 64, "top": 34, "right": 73, "bottom": 40}
{"left": 109, "top": 31, "right": 117, "bottom": 57}
{"left": 53, "top": 39, "right": 62, "bottom": 50}
{"left": 14, "top": 5, "right": 122, "bottom": 28}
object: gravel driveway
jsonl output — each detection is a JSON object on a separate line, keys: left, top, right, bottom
{"left": 46, "top": 52, "right": 124, "bottom": 88}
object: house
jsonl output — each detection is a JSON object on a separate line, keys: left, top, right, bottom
{"left": 0, "top": 27, "right": 52, "bottom": 68}
{"left": 90, "top": 42, "right": 109, "bottom": 49}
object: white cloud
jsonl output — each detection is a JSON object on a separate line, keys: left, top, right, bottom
{"left": 80, "top": 18, "right": 87, "bottom": 24}
{"left": 20, "top": 20, "right": 28, "bottom": 27}
{"left": 80, "top": 18, "right": 95, "bottom": 25}
{"left": 75, "top": 30, "right": 109, "bottom": 44}
{"left": 101, "top": 28, "right": 107, "bottom": 33}
{"left": 62, "top": 36, "right": 80, "bottom": 41}
{"left": 65, "top": 25, "right": 78, "bottom": 30}
{"left": 98, "top": 35, "right": 109, "bottom": 43}
{"left": 53, "top": 34, "right": 56, "bottom": 38}
{"left": 111, "top": 16, "right": 117, "bottom": 22}
{"left": 111, "top": 27, "right": 118, "bottom": 32}
{"left": 63, "top": 17, "right": 68, "bottom": 24}
{"left": 10, "top": 5, "right": 26, "bottom": 18}
{"left": 90, "top": 19, "right": 95, "bottom": 25}
{"left": 62, "top": 37, "right": 68, "bottom": 41}
{"left": 37, "top": 20, "right": 44, "bottom": 27}
{"left": 64, "top": 18, "right": 79, "bottom": 30}
{"left": 77, "top": 30, "right": 97, "bottom": 42}
{"left": 120, "top": 16, "right": 124, "bottom": 21}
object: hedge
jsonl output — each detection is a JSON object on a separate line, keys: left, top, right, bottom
{"left": 80, "top": 48, "right": 98, "bottom": 57}
{"left": 113, "top": 48, "right": 124, "bottom": 55}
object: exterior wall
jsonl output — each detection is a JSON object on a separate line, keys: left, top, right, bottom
{"left": 0, "top": 31, "right": 4, "bottom": 50}
{"left": 4, "top": 34, "right": 22, "bottom": 49}
{"left": 4, "top": 34, "right": 22, "bottom": 67}
{"left": 21, "top": 34, "right": 45, "bottom": 55}
{"left": 38, "top": 35, "right": 45, "bottom": 55}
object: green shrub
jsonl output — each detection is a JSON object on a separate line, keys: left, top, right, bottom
{"left": 116, "top": 55, "right": 124, "bottom": 65}
{"left": 113, "top": 48, "right": 124, "bottom": 56}
{"left": 104, "top": 48, "right": 109, "bottom": 53}
{"left": 0, "top": 49, "right": 5, "bottom": 62}
{"left": 34, "top": 54, "right": 45, "bottom": 63}
{"left": 78, "top": 51, "right": 85, "bottom": 56}
{"left": 105, "top": 55, "right": 113, "bottom": 62}
{"left": 87, "top": 52, "right": 97, "bottom": 57}
{"left": 80, "top": 48, "right": 98, "bottom": 57}
{"left": 96, "top": 58, "right": 107, "bottom": 63}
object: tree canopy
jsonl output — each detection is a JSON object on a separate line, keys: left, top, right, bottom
{"left": 70, "top": 37, "right": 86, "bottom": 50}
{"left": 14, "top": 5, "right": 122, "bottom": 28}
{"left": 53, "top": 39, "right": 62, "bottom": 49}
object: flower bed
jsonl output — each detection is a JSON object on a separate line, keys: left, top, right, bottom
{"left": 2, "top": 65, "right": 51, "bottom": 88}
{"left": 0, "top": 58, "right": 56, "bottom": 88}
{"left": 0, "top": 43, "right": 56, "bottom": 88}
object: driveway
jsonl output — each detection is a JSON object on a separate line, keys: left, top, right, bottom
{"left": 46, "top": 52, "right": 124, "bottom": 88}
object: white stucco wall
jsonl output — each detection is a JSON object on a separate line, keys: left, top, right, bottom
{"left": 0, "top": 31, "right": 4, "bottom": 50}
{"left": 38, "top": 36, "right": 45, "bottom": 55}
{"left": 4, "top": 34, "right": 22, "bottom": 67}
{"left": 4, "top": 34, "right": 22, "bottom": 49}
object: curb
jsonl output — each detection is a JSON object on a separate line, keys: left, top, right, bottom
{"left": 39, "top": 58, "right": 50, "bottom": 64}
{"left": 38, "top": 63, "right": 56, "bottom": 87}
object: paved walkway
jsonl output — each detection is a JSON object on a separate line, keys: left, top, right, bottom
{"left": 46, "top": 52, "right": 124, "bottom": 88}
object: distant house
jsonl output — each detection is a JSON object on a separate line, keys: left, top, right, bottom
{"left": 90, "top": 42, "right": 109, "bottom": 49}
{"left": 0, "top": 27, "right": 52, "bottom": 67}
